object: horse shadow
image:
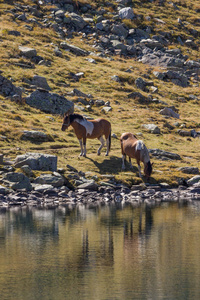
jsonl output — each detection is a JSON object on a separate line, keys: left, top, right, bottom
{"left": 86, "top": 155, "right": 122, "bottom": 174}
{"left": 87, "top": 155, "right": 156, "bottom": 184}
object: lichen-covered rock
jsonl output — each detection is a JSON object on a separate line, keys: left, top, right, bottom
{"left": 25, "top": 89, "right": 74, "bottom": 115}
{"left": 14, "top": 153, "right": 57, "bottom": 171}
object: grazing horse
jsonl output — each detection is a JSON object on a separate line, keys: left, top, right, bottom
{"left": 120, "top": 132, "right": 152, "bottom": 178}
{"left": 61, "top": 113, "right": 111, "bottom": 157}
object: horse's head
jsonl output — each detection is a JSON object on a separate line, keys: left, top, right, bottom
{"left": 61, "top": 113, "right": 71, "bottom": 131}
{"left": 144, "top": 161, "right": 153, "bottom": 178}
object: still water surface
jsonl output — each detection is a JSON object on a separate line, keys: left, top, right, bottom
{"left": 0, "top": 201, "right": 200, "bottom": 300}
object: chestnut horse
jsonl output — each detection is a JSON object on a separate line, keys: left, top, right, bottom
{"left": 61, "top": 113, "right": 111, "bottom": 157}
{"left": 120, "top": 132, "right": 152, "bottom": 178}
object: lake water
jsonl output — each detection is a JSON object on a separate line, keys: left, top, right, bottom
{"left": 0, "top": 201, "right": 200, "bottom": 300}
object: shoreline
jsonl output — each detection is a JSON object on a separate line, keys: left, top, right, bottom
{"left": 0, "top": 182, "right": 200, "bottom": 209}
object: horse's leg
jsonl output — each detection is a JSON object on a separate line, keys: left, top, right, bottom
{"left": 83, "top": 136, "right": 87, "bottom": 157}
{"left": 129, "top": 157, "right": 133, "bottom": 169}
{"left": 97, "top": 136, "right": 105, "bottom": 155}
{"left": 137, "top": 162, "right": 142, "bottom": 177}
{"left": 122, "top": 154, "right": 126, "bottom": 170}
{"left": 79, "top": 139, "right": 84, "bottom": 156}
{"left": 105, "top": 136, "right": 110, "bottom": 156}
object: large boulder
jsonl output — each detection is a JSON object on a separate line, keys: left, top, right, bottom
{"left": 34, "top": 173, "right": 65, "bottom": 187}
{"left": 0, "top": 74, "right": 22, "bottom": 99}
{"left": 119, "top": 7, "right": 135, "bottom": 20}
{"left": 2, "top": 172, "right": 32, "bottom": 191}
{"left": 14, "top": 153, "right": 57, "bottom": 171}
{"left": 25, "top": 89, "right": 74, "bottom": 115}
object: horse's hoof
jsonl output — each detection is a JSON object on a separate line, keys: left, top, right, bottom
{"left": 105, "top": 153, "right": 108, "bottom": 156}
{"left": 97, "top": 152, "right": 100, "bottom": 156}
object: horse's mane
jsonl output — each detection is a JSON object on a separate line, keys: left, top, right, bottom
{"left": 69, "top": 113, "right": 84, "bottom": 123}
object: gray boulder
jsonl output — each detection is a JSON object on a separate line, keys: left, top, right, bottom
{"left": 32, "top": 75, "right": 51, "bottom": 90}
{"left": 21, "top": 130, "right": 53, "bottom": 142}
{"left": 2, "top": 172, "right": 32, "bottom": 191}
{"left": 149, "top": 149, "right": 181, "bottom": 160}
{"left": 60, "top": 42, "right": 89, "bottom": 56}
{"left": 142, "top": 124, "right": 160, "bottom": 134}
{"left": 69, "top": 13, "right": 87, "bottom": 30}
{"left": 18, "top": 46, "right": 37, "bottom": 58}
{"left": 187, "top": 176, "right": 200, "bottom": 186}
{"left": 159, "top": 107, "right": 179, "bottom": 119}
{"left": 111, "top": 24, "right": 129, "bottom": 38}
{"left": 25, "top": 90, "right": 74, "bottom": 115}
{"left": 0, "top": 74, "right": 22, "bottom": 99}
{"left": 178, "top": 167, "right": 199, "bottom": 174}
{"left": 119, "top": 7, "right": 135, "bottom": 20}
{"left": 34, "top": 173, "right": 65, "bottom": 187}
{"left": 14, "top": 153, "right": 57, "bottom": 171}
{"left": 77, "top": 180, "right": 98, "bottom": 191}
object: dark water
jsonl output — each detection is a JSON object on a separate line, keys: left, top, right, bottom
{"left": 0, "top": 201, "right": 200, "bottom": 300}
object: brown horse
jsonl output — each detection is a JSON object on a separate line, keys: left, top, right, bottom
{"left": 61, "top": 113, "right": 111, "bottom": 157}
{"left": 120, "top": 132, "right": 152, "bottom": 178}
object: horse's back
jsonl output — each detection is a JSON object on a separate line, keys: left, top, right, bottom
{"left": 120, "top": 132, "right": 138, "bottom": 157}
{"left": 88, "top": 118, "right": 111, "bottom": 138}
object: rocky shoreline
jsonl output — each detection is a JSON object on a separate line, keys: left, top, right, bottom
{"left": 1, "top": 178, "right": 200, "bottom": 209}
{"left": 1, "top": 152, "right": 200, "bottom": 209}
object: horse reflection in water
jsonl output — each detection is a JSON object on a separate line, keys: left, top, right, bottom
{"left": 61, "top": 113, "right": 111, "bottom": 157}
{"left": 120, "top": 132, "right": 153, "bottom": 178}
{"left": 123, "top": 207, "right": 153, "bottom": 262}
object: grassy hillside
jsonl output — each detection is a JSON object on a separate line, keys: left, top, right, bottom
{"left": 0, "top": 0, "right": 199, "bottom": 187}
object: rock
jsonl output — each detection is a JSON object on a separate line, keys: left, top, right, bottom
{"left": 25, "top": 90, "right": 74, "bottom": 115}
{"left": 32, "top": 75, "right": 51, "bottom": 90}
{"left": 0, "top": 185, "right": 10, "bottom": 195}
{"left": 60, "top": 42, "right": 89, "bottom": 56}
{"left": 101, "top": 106, "right": 112, "bottom": 113}
{"left": 34, "top": 173, "right": 65, "bottom": 187}
{"left": 118, "top": 7, "right": 135, "bottom": 20}
{"left": 21, "top": 130, "right": 53, "bottom": 142}
{"left": 33, "top": 184, "right": 54, "bottom": 193}
{"left": 111, "top": 75, "right": 121, "bottom": 82}
{"left": 187, "top": 176, "right": 200, "bottom": 186}
{"left": 111, "top": 24, "right": 129, "bottom": 38}
{"left": 76, "top": 180, "right": 98, "bottom": 191}
{"left": 14, "top": 153, "right": 57, "bottom": 171}
{"left": 142, "top": 124, "right": 160, "bottom": 134}
{"left": 159, "top": 107, "right": 179, "bottom": 119}
{"left": 20, "top": 165, "right": 34, "bottom": 177}
{"left": 0, "top": 74, "right": 22, "bottom": 99}
{"left": 2, "top": 172, "right": 32, "bottom": 191}
{"left": 149, "top": 149, "right": 181, "bottom": 160}
{"left": 68, "top": 12, "right": 87, "bottom": 30}
{"left": 18, "top": 46, "right": 37, "bottom": 58}
{"left": 177, "top": 129, "right": 198, "bottom": 138}
{"left": 177, "top": 167, "right": 199, "bottom": 174}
